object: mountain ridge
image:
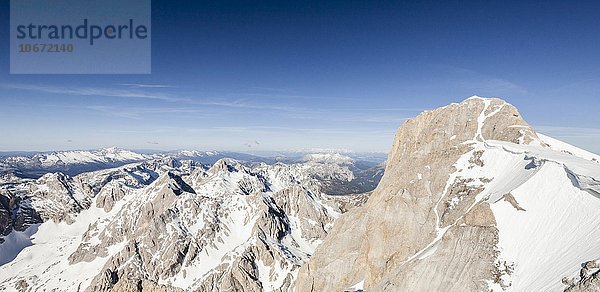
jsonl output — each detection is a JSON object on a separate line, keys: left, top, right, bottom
{"left": 295, "top": 96, "right": 600, "bottom": 292}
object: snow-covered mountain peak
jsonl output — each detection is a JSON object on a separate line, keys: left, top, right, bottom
{"left": 98, "top": 146, "right": 120, "bottom": 153}
{"left": 94, "top": 147, "right": 143, "bottom": 158}
{"left": 301, "top": 153, "right": 354, "bottom": 164}
{"left": 174, "top": 150, "right": 220, "bottom": 157}
{"left": 37, "top": 148, "right": 145, "bottom": 164}
{"left": 296, "top": 96, "right": 600, "bottom": 292}
{"left": 208, "top": 158, "right": 244, "bottom": 174}
{"left": 466, "top": 94, "right": 494, "bottom": 100}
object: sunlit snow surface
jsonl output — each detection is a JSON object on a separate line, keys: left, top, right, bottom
{"left": 0, "top": 225, "right": 38, "bottom": 266}
{"left": 477, "top": 139, "right": 600, "bottom": 291}
{"left": 442, "top": 99, "right": 600, "bottom": 290}
{"left": 409, "top": 97, "right": 600, "bottom": 291}
{"left": 0, "top": 196, "right": 130, "bottom": 290}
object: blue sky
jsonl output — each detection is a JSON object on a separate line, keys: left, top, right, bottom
{"left": 1, "top": 1, "right": 599, "bottom": 153}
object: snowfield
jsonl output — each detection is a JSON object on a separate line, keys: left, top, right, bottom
{"left": 440, "top": 98, "right": 600, "bottom": 291}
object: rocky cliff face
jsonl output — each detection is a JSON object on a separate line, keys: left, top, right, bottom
{"left": 0, "top": 173, "right": 90, "bottom": 237}
{"left": 78, "top": 160, "right": 341, "bottom": 292}
{"left": 295, "top": 97, "right": 600, "bottom": 292}
{"left": 0, "top": 154, "right": 365, "bottom": 291}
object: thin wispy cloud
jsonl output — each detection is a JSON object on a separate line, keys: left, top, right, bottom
{"left": 353, "top": 108, "right": 424, "bottom": 112}
{"left": 86, "top": 105, "right": 221, "bottom": 120}
{"left": 3, "top": 83, "right": 314, "bottom": 112}
{"left": 119, "top": 83, "right": 176, "bottom": 88}
{"left": 542, "top": 77, "right": 600, "bottom": 95}
{"left": 224, "top": 85, "right": 366, "bottom": 101}
{"left": 245, "top": 86, "right": 295, "bottom": 93}
{"left": 459, "top": 77, "right": 525, "bottom": 95}
{"left": 535, "top": 126, "right": 600, "bottom": 138}
{"left": 101, "top": 125, "right": 394, "bottom": 135}
{"left": 87, "top": 105, "right": 142, "bottom": 119}
{"left": 191, "top": 99, "right": 302, "bottom": 112}
{"left": 3, "top": 84, "right": 188, "bottom": 102}
{"left": 231, "top": 92, "right": 362, "bottom": 101}
{"left": 535, "top": 126, "right": 600, "bottom": 154}
{"left": 436, "top": 65, "right": 527, "bottom": 95}
{"left": 3, "top": 83, "right": 424, "bottom": 117}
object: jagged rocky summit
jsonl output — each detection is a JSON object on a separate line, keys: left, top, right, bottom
{"left": 0, "top": 155, "right": 369, "bottom": 291}
{"left": 295, "top": 96, "right": 600, "bottom": 292}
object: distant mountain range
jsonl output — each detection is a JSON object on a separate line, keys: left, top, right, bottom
{"left": 0, "top": 148, "right": 386, "bottom": 183}
{"left": 2, "top": 97, "right": 599, "bottom": 291}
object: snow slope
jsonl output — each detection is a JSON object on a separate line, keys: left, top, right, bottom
{"left": 0, "top": 225, "right": 38, "bottom": 266}
{"left": 491, "top": 163, "right": 600, "bottom": 291}
{"left": 448, "top": 137, "right": 600, "bottom": 291}
{"left": 434, "top": 98, "right": 600, "bottom": 291}
{"left": 538, "top": 133, "right": 600, "bottom": 162}
{"left": 0, "top": 195, "right": 131, "bottom": 290}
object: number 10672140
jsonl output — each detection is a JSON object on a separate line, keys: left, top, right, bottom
{"left": 18, "top": 44, "right": 74, "bottom": 53}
